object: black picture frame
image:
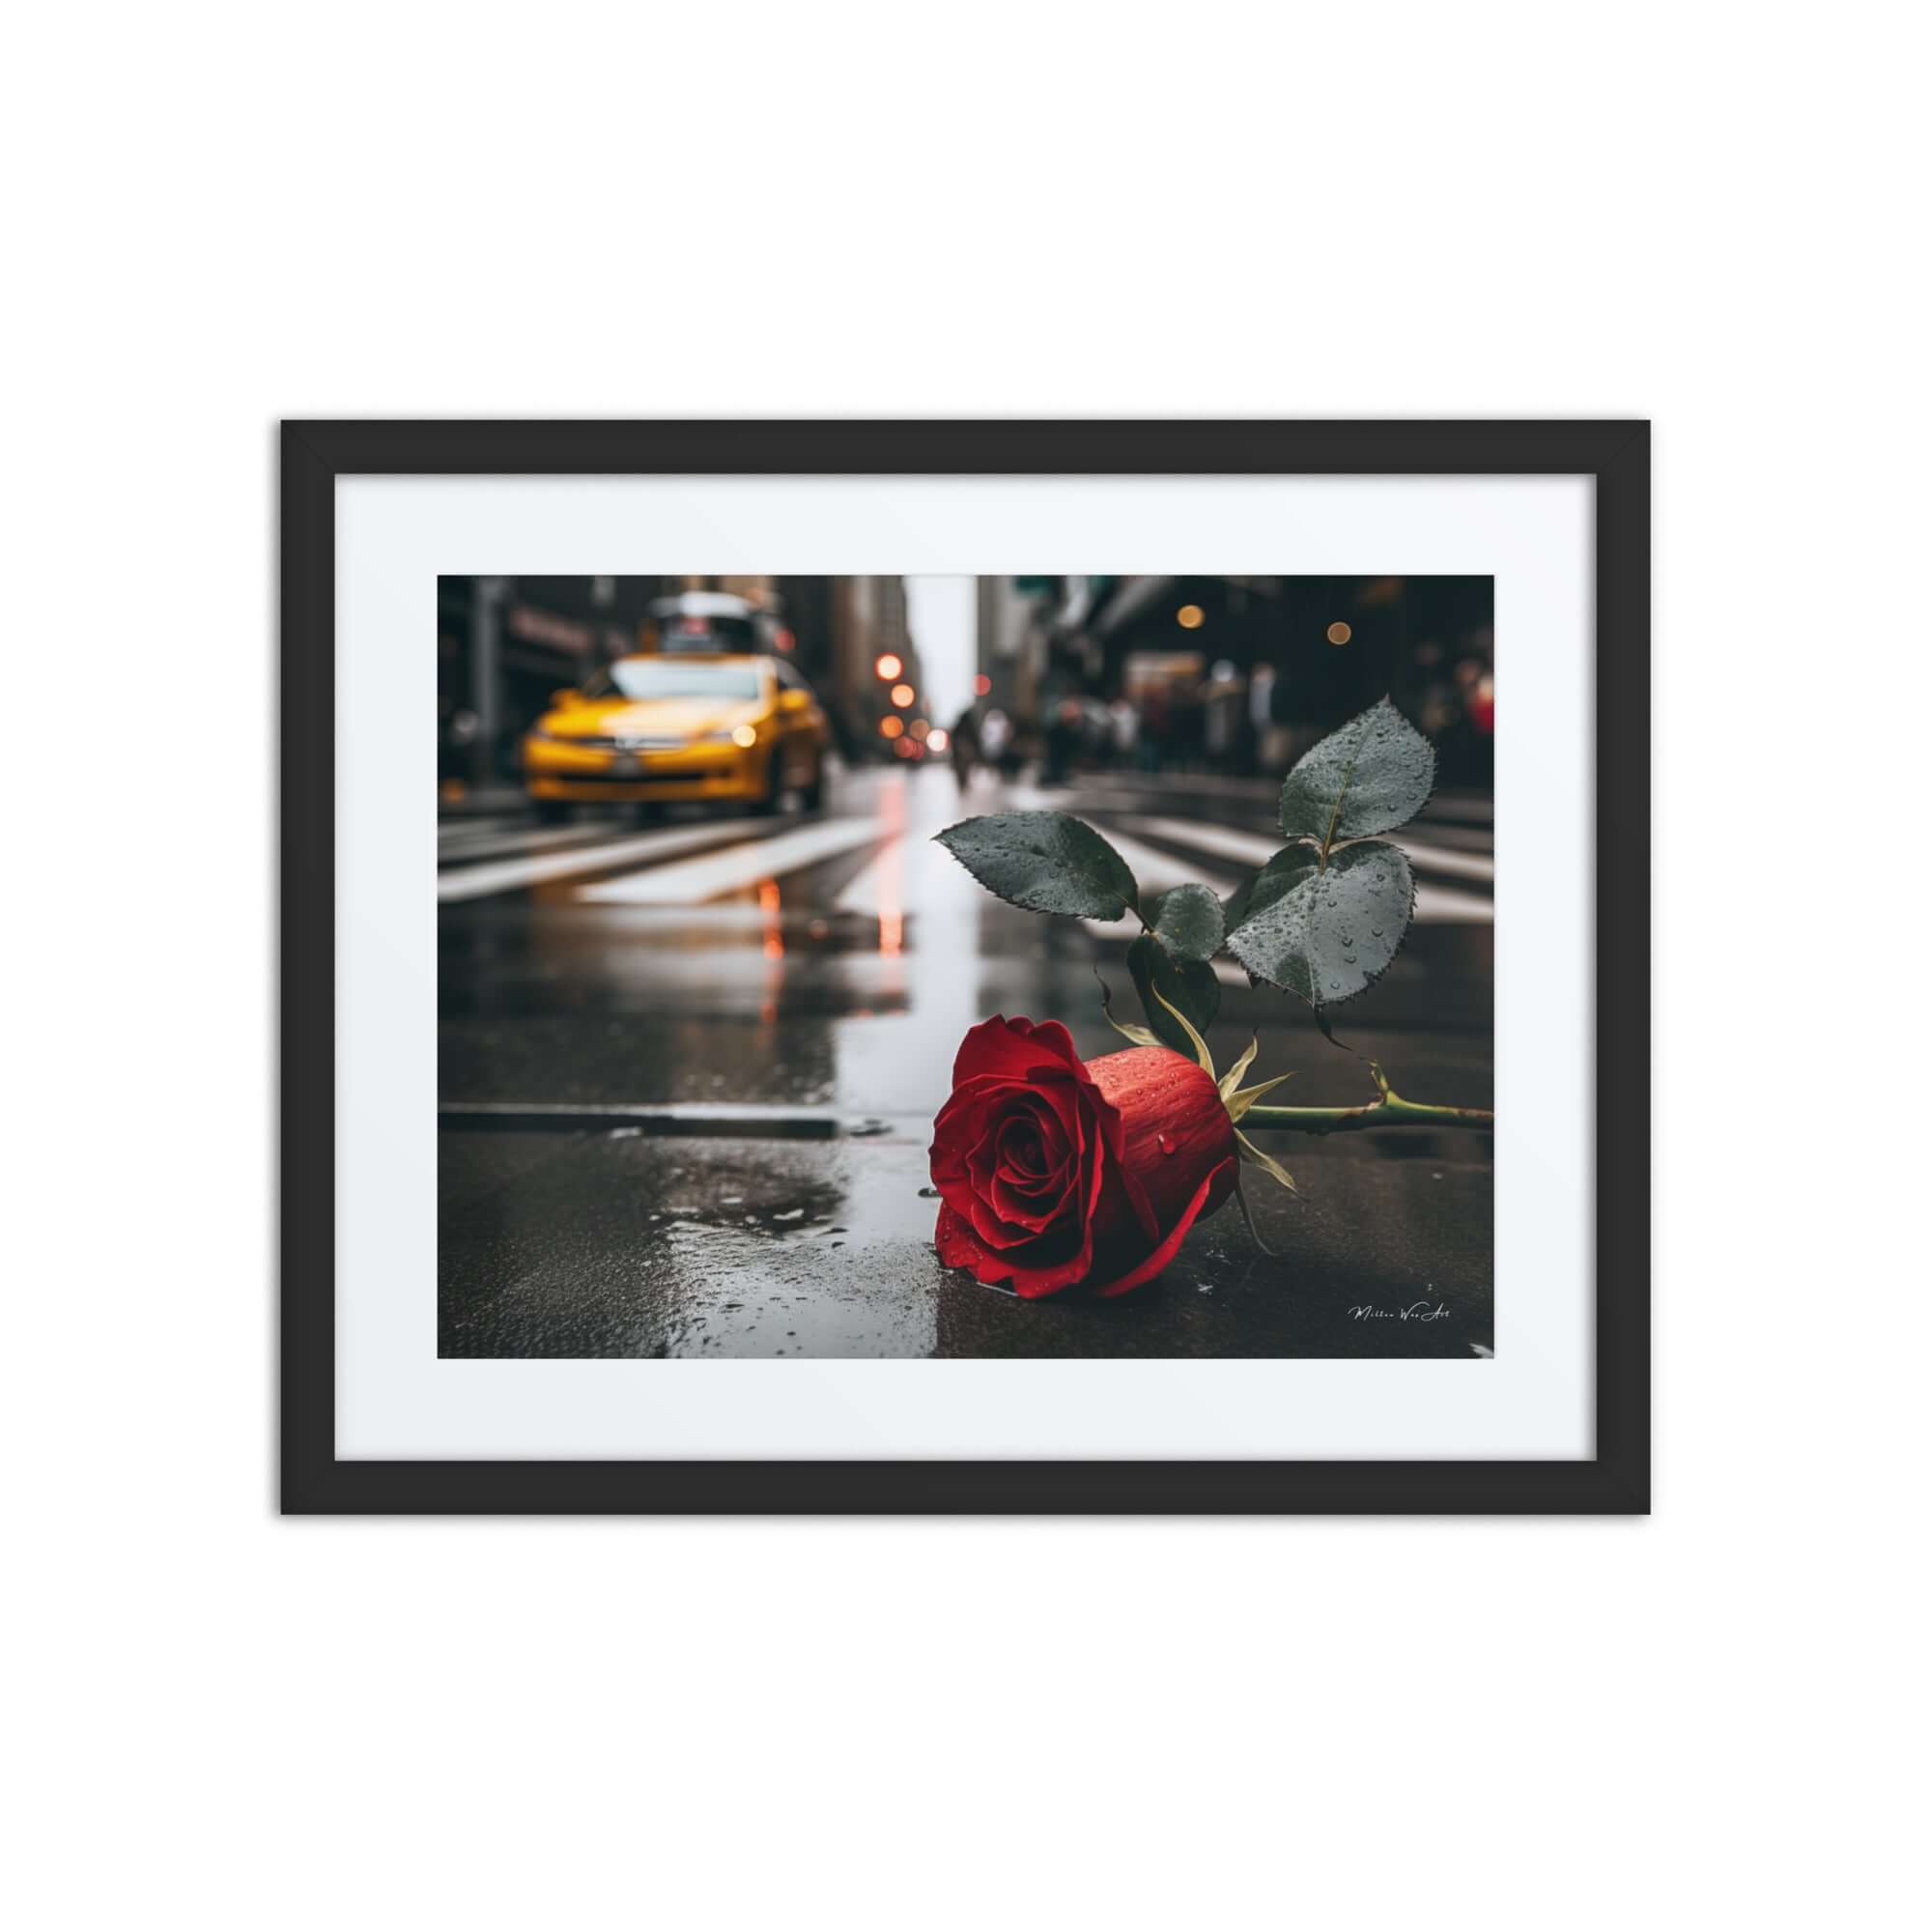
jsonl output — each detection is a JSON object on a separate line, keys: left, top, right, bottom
{"left": 281, "top": 419, "right": 1649, "bottom": 1515}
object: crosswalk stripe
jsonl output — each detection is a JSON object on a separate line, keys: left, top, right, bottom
{"left": 438, "top": 813, "right": 526, "bottom": 842}
{"left": 1124, "top": 814, "right": 1494, "bottom": 882}
{"left": 1122, "top": 817, "right": 1494, "bottom": 923}
{"left": 436, "top": 820, "right": 770, "bottom": 903}
{"left": 438, "top": 822, "right": 641, "bottom": 867}
{"left": 576, "top": 816, "right": 883, "bottom": 905}
{"left": 1408, "top": 881, "right": 1494, "bottom": 923}
{"left": 1406, "top": 838, "right": 1492, "bottom": 885}
{"left": 1391, "top": 837, "right": 1494, "bottom": 883}
{"left": 1118, "top": 816, "right": 1275, "bottom": 869}
{"left": 830, "top": 841, "right": 899, "bottom": 916}
{"left": 832, "top": 834, "right": 976, "bottom": 917}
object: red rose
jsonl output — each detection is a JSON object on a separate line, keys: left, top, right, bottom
{"left": 929, "top": 1015, "right": 1237, "bottom": 1298}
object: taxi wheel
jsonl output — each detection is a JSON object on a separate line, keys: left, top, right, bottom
{"left": 532, "top": 800, "right": 572, "bottom": 825}
{"left": 752, "top": 756, "right": 783, "bottom": 815}
{"left": 799, "top": 764, "right": 825, "bottom": 813}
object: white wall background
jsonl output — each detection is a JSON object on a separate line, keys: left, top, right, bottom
{"left": 8, "top": 5, "right": 1925, "bottom": 1928}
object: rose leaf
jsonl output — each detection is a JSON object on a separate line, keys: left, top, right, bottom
{"left": 1149, "top": 882, "right": 1223, "bottom": 963}
{"left": 933, "top": 811, "right": 1138, "bottom": 920}
{"left": 1278, "top": 697, "right": 1435, "bottom": 854}
{"left": 1223, "top": 839, "right": 1414, "bottom": 1008}
{"left": 1128, "top": 931, "right": 1219, "bottom": 1054}
{"left": 1225, "top": 842, "right": 1321, "bottom": 937}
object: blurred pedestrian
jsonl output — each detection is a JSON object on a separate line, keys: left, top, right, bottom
{"left": 1043, "top": 698, "right": 1081, "bottom": 786}
{"left": 1247, "top": 664, "right": 1276, "bottom": 774}
{"left": 1205, "top": 661, "right": 1239, "bottom": 764}
{"left": 1139, "top": 684, "right": 1168, "bottom": 772}
{"left": 949, "top": 703, "right": 981, "bottom": 790}
{"left": 1108, "top": 695, "right": 1139, "bottom": 767}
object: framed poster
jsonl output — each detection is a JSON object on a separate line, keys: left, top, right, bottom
{"left": 282, "top": 419, "right": 1648, "bottom": 1512}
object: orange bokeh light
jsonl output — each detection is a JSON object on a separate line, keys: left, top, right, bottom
{"left": 757, "top": 879, "right": 783, "bottom": 961}
{"left": 973, "top": 672, "right": 992, "bottom": 696}
{"left": 890, "top": 683, "right": 916, "bottom": 708}
{"left": 879, "top": 715, "right": 904, "bottom": 739}
{"left": 874, "top": 653, "right": 903, "bottom": 681}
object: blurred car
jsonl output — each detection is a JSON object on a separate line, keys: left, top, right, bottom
{"left": 646, "top": 590, "right": 765, "bottom": 655}
{"left": 524, "top": 653, "right": 829, "bottom": 819}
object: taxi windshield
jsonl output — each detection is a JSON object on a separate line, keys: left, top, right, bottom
{"left": 586, "top": 660, "right": 764, "bottom": 701}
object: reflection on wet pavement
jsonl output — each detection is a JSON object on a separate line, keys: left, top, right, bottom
{"left": 439, "top": 765, "right": 1494, "bottom": 1356}
{"left": 439, "top": 1129, "right": 1493, "bottom": 1358}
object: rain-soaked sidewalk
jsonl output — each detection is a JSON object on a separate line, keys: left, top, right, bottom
{"left": 439, "top": 1125, "right": 1492, "bottom": 1358}
{"left": 438, "top": 766, "right": 1494, "bottom": 1357}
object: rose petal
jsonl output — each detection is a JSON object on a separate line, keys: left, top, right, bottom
{"left": 989, "top": 1172, "right": 1067, "bottom": 1231}
{"left": 935, "top": 1200, "right": 1095, "bottom": 1298}
{"left": 928, "top": 1018, "right": 1138, "bottom": 1299}
{"left": 956, "top": 1097, "right": 1078, "bottom": 1242}
{"left": 933, "top": 1080, "right": 1063, "bottom": 1222}
{"left": 996, "top": 1116, "right": 1050, "bottom": 1179}
{"left": 967, "top": 1093, "right": 1067, "bottom": 1193}
{"left": 949, "top": 1014, "right": 1086, "bottom": 1090}
{"left": 1089, "top": 1155, "right": 1237, "bottom": 1297}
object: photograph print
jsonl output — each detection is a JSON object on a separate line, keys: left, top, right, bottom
{"left": 438, "top": 573, "right": 1496, "bottom": 1360}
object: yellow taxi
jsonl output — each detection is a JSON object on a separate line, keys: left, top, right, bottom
{"left": 524, "top": 653, "right": 829, "bottom": 820}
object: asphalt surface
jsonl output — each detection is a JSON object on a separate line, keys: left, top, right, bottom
{"left": 439, "top": 760, "right": 1495, "bottom": 1357}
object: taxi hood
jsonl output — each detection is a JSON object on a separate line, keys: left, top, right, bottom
{"left": 544, "top": 694, "right": 767, "bottom": 740}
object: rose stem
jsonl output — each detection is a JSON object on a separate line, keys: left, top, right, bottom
{"left": 1241, "top": 1094, "right": 1494, "bottom": 1135}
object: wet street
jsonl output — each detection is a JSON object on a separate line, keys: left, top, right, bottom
{"left": 439, "top": 762, "right": 1495, "bottom": 1356}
